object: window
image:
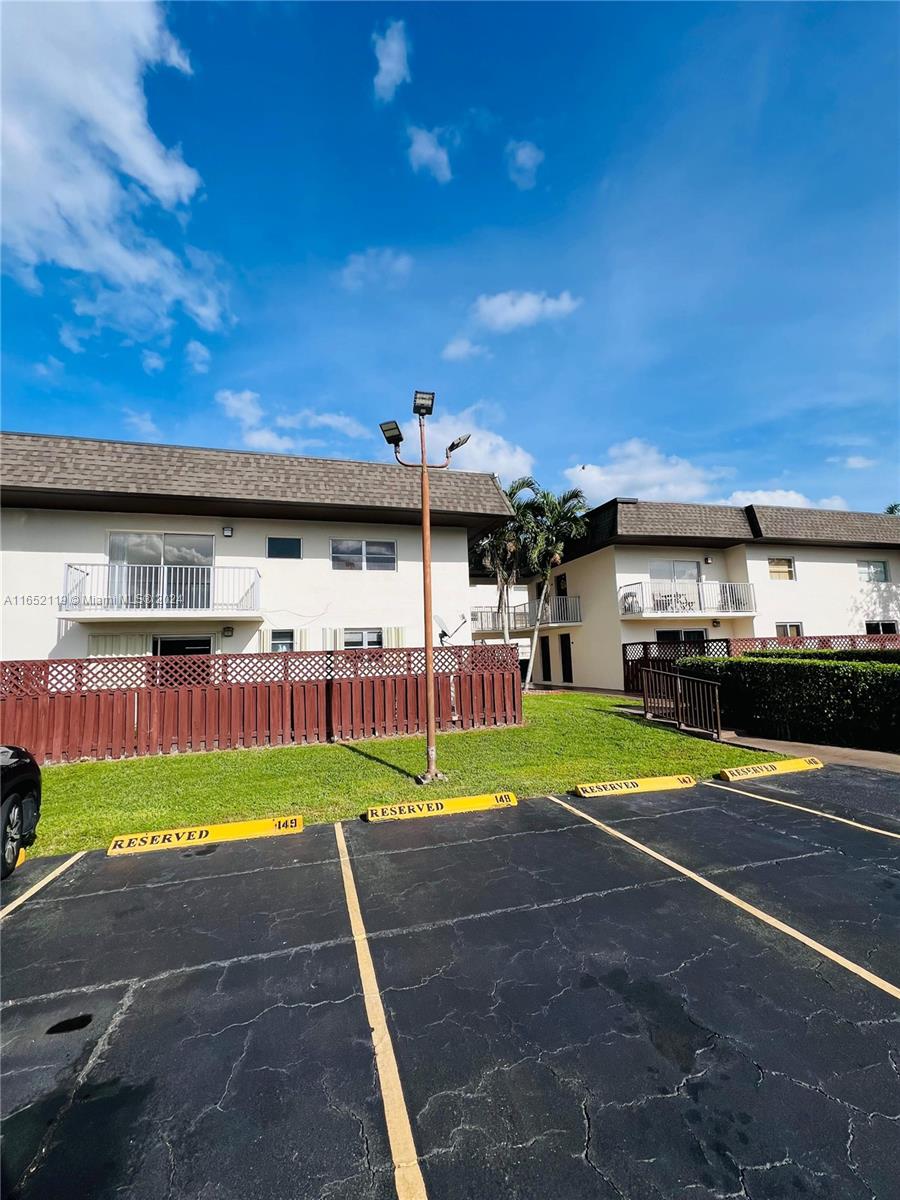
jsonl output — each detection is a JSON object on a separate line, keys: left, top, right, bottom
{"left": 858, "top": 560, "right": 888, "bottom": 583}
{"left": 655, "top": 629, "right": 708, "bottom": 644}
{"left": 363, "top": 540, "right": 397, "bottom": 571}
{"left": 650, "top": 560, "right": 701, "bottom": 583}
{"left": 271, "top": 630, "right": 294, "bottom": 652}
{"left": 330, "top": 539, "right": 397, "bottom": 571}
{"left": 343, "top": 629, "right": 383, "bottom": 649}
{"left": 555, "top": 573, "right": 568, "bottom": 597}
{"left": 267, "top": 537, "right": 302, "bottom": 559}
{"left": 768, "top": 558, "right": 796, "bottom": 581}
{"left": 866, "top": 621, "right": 897, "bottom": 635}
{"left": 109, "top": 531, "right": 213, "bottom": 566}
{"left": 775, "top": 623, "right": 803, "bottom": 638}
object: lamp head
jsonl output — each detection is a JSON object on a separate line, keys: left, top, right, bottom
{"left": 379, "top": 420, "right": 404, "bottom": 447}
{"left": 412, "top": 390, "right": 435, "bottom": 416}
{"left": 446, "top": 433, "right": 471, "bottom": 455}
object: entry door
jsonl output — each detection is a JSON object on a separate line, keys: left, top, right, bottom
{"left": 559, "top": 633, "right": 573, "bottom": 683}
{"left": 539, "top": 635, "right": 552, "bottom": 682}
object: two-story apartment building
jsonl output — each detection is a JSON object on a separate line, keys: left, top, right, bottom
{"left": 472, "top": 497, "right": 900, "bottom": 690}
{"left": 0, "top": 432, "right": 512, "bottom": 661}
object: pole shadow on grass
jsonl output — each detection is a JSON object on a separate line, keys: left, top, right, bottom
{"left": 339, "top": 742, "right": 419, "bottom": 782}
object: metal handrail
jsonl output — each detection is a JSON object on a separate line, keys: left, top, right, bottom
{"left": 61, "top": 563, "right": 261, "bottom": 613}
{"left": 619, "top": 580, "right": 755, "bottom": 616}
{"left": 641, "top": 667, "right": 721, "bottom": 740}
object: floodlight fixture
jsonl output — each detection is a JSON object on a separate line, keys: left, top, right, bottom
{"left": 379, "top": 420, "right": 404, "bottom": 446}
{"left": 446, "top": 433, "right": 471, "bottom": 455}
{"left": 412, "top": 390, "right": 435, "bottom": 416}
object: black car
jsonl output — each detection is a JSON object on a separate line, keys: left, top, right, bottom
{"left": 1, "top": 746, "right": 42, "bottom": 878}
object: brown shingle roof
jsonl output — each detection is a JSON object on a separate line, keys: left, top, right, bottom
{"left": 751, "top": 506, "right": 900, "bottom": 547}
{"left": 564, "top": 496, "right": 899, "bottom": 559}
{"left": 0, "top": 432, "right": 512, "bottom": 534}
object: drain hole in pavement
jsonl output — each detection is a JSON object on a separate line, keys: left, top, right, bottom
{"left": 182, "top": 845, "right": 217, "bottom": 858}
{"left": 46, "top": 1014, "right": 92, "bottom": 1035}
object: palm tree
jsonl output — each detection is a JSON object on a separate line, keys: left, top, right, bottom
{"left": 885, "top": 503, "right": 900, "bottom": 515}
{"left": 520, "top": 485, "right": 588, "bottom": 689}
{"left": 472, "top": 476, "right": 536, "bottom": 641}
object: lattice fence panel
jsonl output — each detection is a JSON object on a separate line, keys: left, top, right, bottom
{"left": 622, "top": 633, "right": 900, "bottom": 691}
{"left": 0, "top": 644, "right": 520, "bottom": 699}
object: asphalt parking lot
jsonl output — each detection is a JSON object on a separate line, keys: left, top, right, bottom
{"left": 2, "top": 763, "right": 898, "bottom": 1199}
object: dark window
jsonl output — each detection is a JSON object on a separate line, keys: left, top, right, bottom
{"left": 267, "top": 537, "right": 302, "bottom": 559}
{"left": 866, "top": 621, "right": 897, "bottom": 635}
{"left": 555, "top": 573, "right": 568, "bottom": 597}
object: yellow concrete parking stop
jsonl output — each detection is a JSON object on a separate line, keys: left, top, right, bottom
{"left": 107, "top": 814, "right": 304, "bottom": 855}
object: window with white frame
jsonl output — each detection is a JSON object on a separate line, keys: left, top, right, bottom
{"left": 330, "top": 539, "right": 397, "bottom": 571}
{"left": 343, "top": 628, "right": 383, "bottom": 649}
{"left": 858, "top": 560, "right": 889, "bottom": 583}
{"left": 775, "top": 622, "right": 803, "bottom": 637}
{"left": 768, "top": 558, "right": 796, "bottom": 581}
{"left": 271, "top": 630, "right": 294, "bottom": 652}
{"left": 865, "top": 621, "right": 897, "bottom": 635}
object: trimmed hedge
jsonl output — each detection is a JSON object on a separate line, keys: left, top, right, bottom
{"left": 678, "top": 656, "right": 900, "bottom": 752}
{"left": 742, "top": 648, "right": 900, "bottom": 665}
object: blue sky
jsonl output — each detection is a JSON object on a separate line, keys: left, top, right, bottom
{"left": 2, "top": 2, "right": 897, "bottom": 512}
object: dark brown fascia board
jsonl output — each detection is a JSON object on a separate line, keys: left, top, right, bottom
{"left": 0, "top": 486, "right": 507, "bottom": 541}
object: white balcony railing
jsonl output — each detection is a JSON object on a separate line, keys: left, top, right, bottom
{"left": 618, "top": 580, "right": 755, "bottom": 617}
{"left": 471, "top": 594, "right": 583, "bottom": 634}
{"left": 61, "top": 563, "right": 261, "bottom": 615}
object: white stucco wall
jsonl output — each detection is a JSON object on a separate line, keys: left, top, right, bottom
{"left": 1, "top": 508, "right": 473, "bottom": 660}
{"left": 745, "top": 544, "right": 900, "bottom": 636}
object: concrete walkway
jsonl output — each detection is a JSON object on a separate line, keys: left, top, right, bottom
{"left": 721, "top": 731, "right": 900, "bottom": 774}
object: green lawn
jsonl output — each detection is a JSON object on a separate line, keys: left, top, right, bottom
{"left": 33, "top": 692, "right": 777, "bottom": 857}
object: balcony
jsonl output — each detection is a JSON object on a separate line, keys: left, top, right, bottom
{"left": 61, "top": 563, "right": 262, "bottom": 621}
{"left": 471, "top": 594, "right": 582, "bottom": 635}
{"left": 618, "top": 580, "right": 755, "bottom": 618}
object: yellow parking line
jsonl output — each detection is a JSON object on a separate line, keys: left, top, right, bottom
{"left": 703, "top": 781, "right": 900, "bottom": 841}
{"left": 334, "top": 823, "right": 428, "bottom": 1200}
{"left": 0, "top": 852, "right": 87, "bottom": 920}
{"left": 545, "top": 796, "right": 900, "bottom": 1002}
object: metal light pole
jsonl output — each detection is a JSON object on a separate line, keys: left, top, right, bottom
{"left": 380, "top": 394, "right": 470, "bottom": 784}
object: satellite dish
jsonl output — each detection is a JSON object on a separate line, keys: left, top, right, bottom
{"left": 434, "top": 613, "right": 450, "bottom": 635}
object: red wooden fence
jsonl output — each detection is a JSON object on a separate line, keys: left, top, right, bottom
{"left": 622, "top": 633, "right": 900, "bottom": 691}
{"left": 0, "top": 646, "right": 522, "bottom": 764}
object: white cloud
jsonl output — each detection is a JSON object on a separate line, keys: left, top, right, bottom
{"left": 34, "top": 356, "right": 63, "bottom": 379}
{"left": 372, "top": 20, "right": 410, "bottom": 103}
{"left": 566, "top": 439, "right": 724, "bottom": 504}
{"left": 2, "top": 1, "right": 227, "bottom": 344}
{"left": 723, "top": 489, "right": 848, "bottom": 510}
{"left": 215, "top": 388, "right": 264, "bottom": 429}
{"left": 505, "top": 140, "right": 544, "bottom": 190}
{"left": 215, "top": 387, "right": 302, "bottom": 453}
{"left": 185, "top": 339, "right": 211, "bottom": 374}
{"left": 473, "top": 289, "right": 581, "bottom": 333}
{"left": 243, "top": 428, "right": 295, "bottom": 453}
{"left": 826, "top": 454, "right": 877, "bottom": 470}
{"left": 441, "top": 336, "right": 489, "bottom": 362}
{"left": 123, "top": 408, "right": 160, "bottom": 439}
{"left": 401, "top": 404, "right": 534, "bottom": 482}
{"left": 340, "top": 248, "right": 413, "bottom": 292}
{"left": 141, "top": 349, "right": 165, "bottom": 374}
{"left": 276, "top": 409, "right": 373, "bottom": 439}
{"left": 59, "top": 324, "right": 88, "bottom": 354}
{"left": 567, "top": 439, "right": 849, "bottom": 510}
{"left": 407, "top": 126, "right": 453, "bottom": 184}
